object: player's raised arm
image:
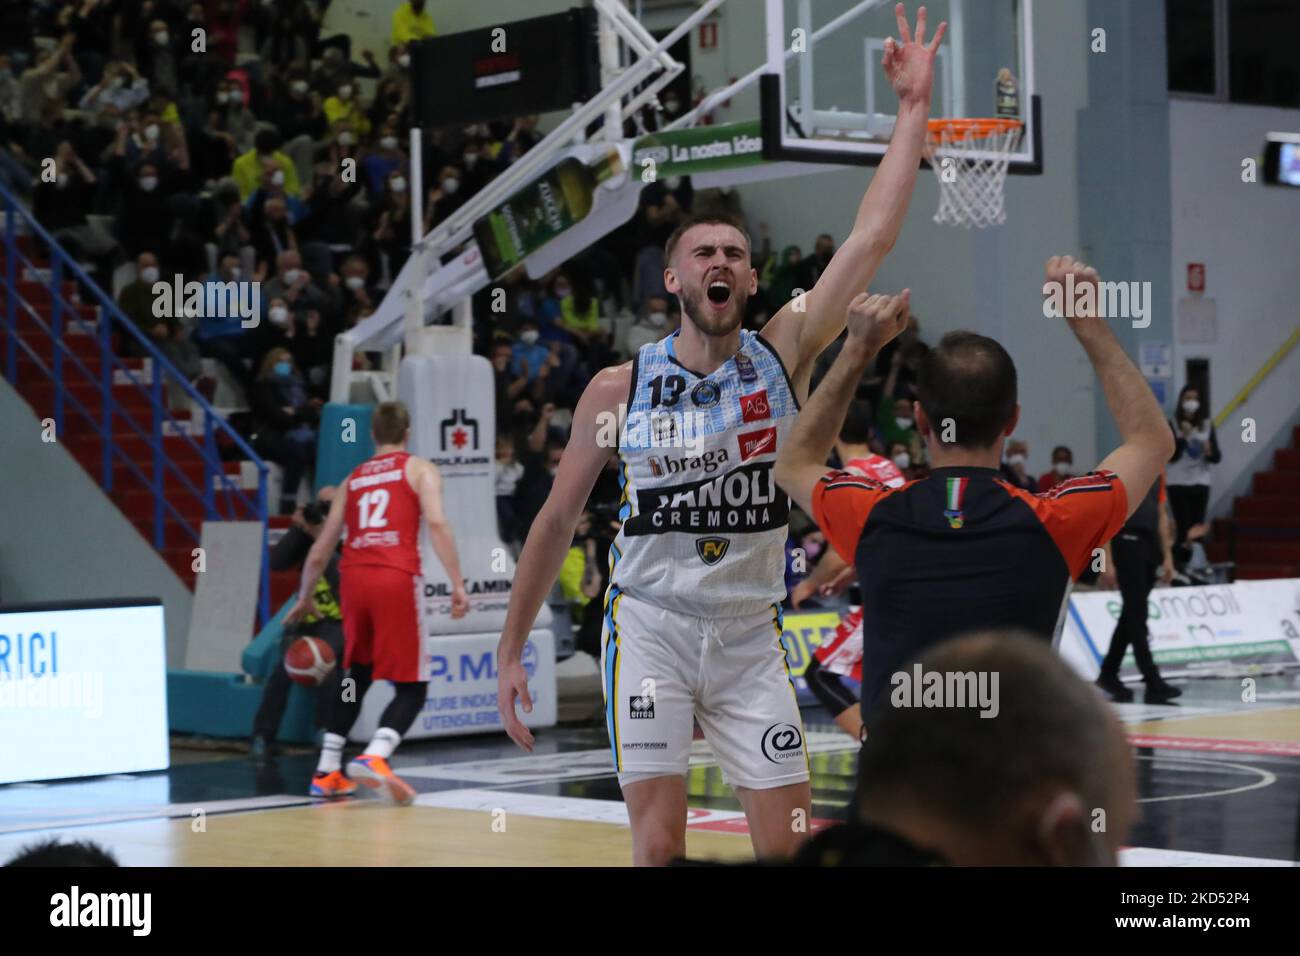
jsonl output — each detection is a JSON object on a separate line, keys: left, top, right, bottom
{"left": 762, "top": 4, "right": 944, "bottom": 385}
{"left": 776, "top": 291, "right": 910, "bottom": 514}
{"left": 413, "top": 459, "right": 469, "bottom": 619}
{"left": 1048, "top": 256, "right": 1175, "bottom": 517}
{"left": 496, "top": 362, "right": 631, "bottom": 751}
{"left": 286, "top": 481, "right": 349, "bottom": 624}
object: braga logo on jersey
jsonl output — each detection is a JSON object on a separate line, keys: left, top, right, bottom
{"left": 439, "top": 408, "right": 480, "bottom": 451}
{"left": 737, "top": 426, "right": 777, "bottom": 461}
{"left": 695, "top": 536, "right": 730, "bottom": 565}
{"left": 739, "top": 390, "right": 770, "bottom": 423}
{"left": 648, "top": 448, "right": 730, "bottom": 477}
{"left": 760, "top": 722, "right": 804, "bottom": 763}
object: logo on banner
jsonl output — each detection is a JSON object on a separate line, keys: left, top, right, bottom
{"left": 739, "top": 390, "right": 770, "bottom": 423}
{"left": 696, "top": 536, "right": 730, "bottom": 565}
{"left": 440, "top": 408, "right": 480, "bottom": 451}
{"left": 737, "top": 426, "right": 777, "bottom": 461}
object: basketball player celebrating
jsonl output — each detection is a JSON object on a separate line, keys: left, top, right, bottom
{"left": 288, "top": 401, "right": 469, "bottom": 804}
{"left": 496, "top": 4, "right": 946, "bottom": 865}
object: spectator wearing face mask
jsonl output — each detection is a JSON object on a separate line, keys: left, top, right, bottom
{"left": 33, "top": 141, "right": 120, "bottom": 278}
{"left": 324, "top": 120, "right": 361, "bottom": 172}
{"left": 625, "top": 296, "right": 676, "bottom": 354}
{"left": 457, "top": 136, "right": 498, "bottom": 196}
{"left": 422, "top": 165, "right": 464, "bottom": 233}
{"left": 232, "top": 129, "right": 301, "bottom": 200}
{"left": 250, "top": 295, "right": 299, "bottom": 359}
{"left": 1000, "top": 439, "right": 1036, "bottom": 492}
{"left": 19, "top": 35, "right": 81, "bottom": 124}
{"left": 392, "top": 0, "right": 436, "bottom": 45}
{"left": 211, "top": 76, "right": 258, "bottom": 154}
{"left": 263, "top": 250, "right": 336, "bottom": 320}
{"left": 271, "top": 68, "right": 328, "bottom": 144}
{"left": 116, "top": 252, "right": 171, "bottom": 355}
{"left": 797, "top": 232, "right": 836, "bottom": 291}
{"left": 1166, "top": 385, "right": 1220, "bottom": 548}
{"left": 365, "top": 171, "right": 413, "bottom": 273}
{"left": 138, "top": 18, "right": 180, "bottom": 94}
{"left": 115, "top": 161, "right": 179, "bottom": 258}
{"left": 877, "top": 396, "right": 920, "bottom": 459}
{"left": 362, "top": 124, "right": 407, "bottom": 198}
{"left": 337, "top": 255, "right": 374, "bottom": 310}
{"left": 886, "top": 440, "right": 919, "bottom": 481}
{"left": 511, "top": 320, "right": 551, "bottom": 384}
{"left": 324, "top": 80, "right": 371, "bottom": 140}
{"left": 311, "top": 43, "right": 381, "bottom": 98}
{"left": 1038, "top": 445, "right": 1076, "bottom": 493}
{"left": 249, "top": 348, "right": 322, "bottom": 514}
{"left": 291, "top": 307, "right": 336, "bottom": 399}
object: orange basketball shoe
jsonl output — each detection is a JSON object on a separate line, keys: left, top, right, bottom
{"left": 347, "top": 755, "right": 416, "bottom": 806}
{"left": 309, "top": 770, "right": 357, "bottom": 799}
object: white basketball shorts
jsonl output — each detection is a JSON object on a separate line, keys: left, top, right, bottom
{"left": 600, "top": 587, "right": 809, "bottom": 790}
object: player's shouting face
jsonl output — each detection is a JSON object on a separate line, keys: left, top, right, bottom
{"left": 665, "top": 222, "right": 758, "bottom": 338}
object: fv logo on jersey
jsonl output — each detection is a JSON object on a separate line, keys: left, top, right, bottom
{"left": 695, "top": 536, "right": 730, "bottom": 565}
{"left": 761, "top": 723, "right": 804, "bottom": 763}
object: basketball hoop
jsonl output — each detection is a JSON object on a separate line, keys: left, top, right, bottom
{"left": 926, "top": 118, "right": 1023, "bottom": 229}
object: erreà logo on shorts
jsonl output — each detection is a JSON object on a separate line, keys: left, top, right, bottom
{"left": 760, "top": 723, "right": 804, "bottom": 763}
{"left": 50, "top": 886, "right": 151, "bottom": 936}
{"left": 696, "top": 536, "right": 730, "bottom": 565}
{"left": 737, "top": 426, "right": 777, "bottom": 461}
{"left": 629, "top": 694, "right": 654, "bottom": 718}
{"left": 648, "top": 448, "right": 730, "bottom": 477}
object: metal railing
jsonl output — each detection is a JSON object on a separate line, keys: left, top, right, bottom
{"left": 1, "top": 183, "right": 271, "bottom": 626}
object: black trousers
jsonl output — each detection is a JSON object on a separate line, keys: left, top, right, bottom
{"left": 252, "top": 619, "right": 345, "bottom": 741}
{"left": 1167, "top": 484, "right": 1210, "bottom": 547}
{"left": 1099, "top": 533, "right": 1163, "bottom": 682}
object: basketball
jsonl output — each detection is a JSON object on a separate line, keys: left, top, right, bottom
{"left": 284, "top": 637, "right": 337, "bottom": 687}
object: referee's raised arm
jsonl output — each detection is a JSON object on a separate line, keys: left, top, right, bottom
{"left": 1046, "top": 256, "right": 1176, "bottom": 518}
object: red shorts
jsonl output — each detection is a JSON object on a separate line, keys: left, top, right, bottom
{"left": 339, "top": 565, "right": 429, "bottom": 682}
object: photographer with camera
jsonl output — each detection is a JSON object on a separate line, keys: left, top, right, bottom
{"left": 250, "top": 486, "right": 345, "bottom": 760}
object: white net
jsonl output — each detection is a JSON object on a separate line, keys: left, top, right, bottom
{"left": 927, "top": 120, "right": 1023, "bottom": 229}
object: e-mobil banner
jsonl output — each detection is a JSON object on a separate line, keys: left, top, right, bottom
{"left": 1059, "top": 578, "right": 1300, "bottom": 680}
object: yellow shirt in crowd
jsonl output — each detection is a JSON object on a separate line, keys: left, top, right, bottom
{"left": 392, "top": 3, "right": 436, "bottom": 45}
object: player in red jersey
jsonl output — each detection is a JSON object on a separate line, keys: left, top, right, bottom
{"left": 791, "top": 402, "right": 907, "bottom": 740}
{"left": 288, "top": 401, "right": 469, "bottom": 804}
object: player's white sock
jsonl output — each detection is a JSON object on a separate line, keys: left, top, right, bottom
{"left": 316, "top": 733, "right": 347, "bottom": 773}
{"left": 365, "top": 728, "right": 401, "bottom": 760}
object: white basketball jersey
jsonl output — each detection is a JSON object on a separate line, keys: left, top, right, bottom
{"left": 608, "top": 328, "right": 800, "bottom": 619}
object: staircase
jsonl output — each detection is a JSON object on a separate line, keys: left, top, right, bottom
{"left": 1, "top": 186, "right": 276, "bottom": 625}
{"left": 1208, "top": 424, "right": 1300, "bottom": 579}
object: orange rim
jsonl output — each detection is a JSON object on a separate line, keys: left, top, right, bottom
{"left": 928, "top": 117, "right": 1023, "bottom": 144}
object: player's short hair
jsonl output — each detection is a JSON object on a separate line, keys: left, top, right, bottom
{"left": 664, "top": 214, "right": 751, "bottom": 267}
{"left": 372, "top": 401, "right": 410, "bottom": 445}
{"left": 856, "top": 631, "right": 1119, "bottom": 829}
{"left": 916, "top": 331, "right": 1017, "bottom": 449}
{"left": 839, "top": 400, "right": 874, "bottom": 445}
{"left": 5, "top": 838, "right": 119, "bottom": 867}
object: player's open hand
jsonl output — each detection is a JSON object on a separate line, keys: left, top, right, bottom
{"left": 882, "top": 4, "right": 947, "bottom": 108}
{"left": 845, "top": 289, "right": 910, "bottom": 352}
{"left": 498, "top": 658, "right": 535, "bottom": 752}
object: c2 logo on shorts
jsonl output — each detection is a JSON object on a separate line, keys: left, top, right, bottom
{"left": 761, "top": 723, "right": 804, "bottom": 763}
{"left": 629, "top": 695, "right": 655, "bottom": 719}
